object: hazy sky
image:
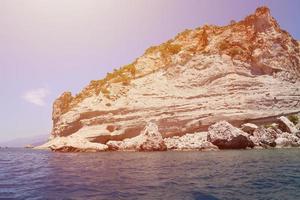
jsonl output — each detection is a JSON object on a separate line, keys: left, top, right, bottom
{"left": 0, "top": 0, "right": 300, "bottom": 142}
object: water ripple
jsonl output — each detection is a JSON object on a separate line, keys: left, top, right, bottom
{"left": 0, "top": 148, "right": 300, "bottom": 199}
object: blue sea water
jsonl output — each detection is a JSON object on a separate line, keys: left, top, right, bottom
{"left": 0, "top": 148, "right": 300, "bottom": 200}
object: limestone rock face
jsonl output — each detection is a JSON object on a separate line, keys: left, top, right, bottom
{"left": 251, "top": 127, "right": 277, "bottom": 147}
{"left": 207, "top": 121, "right": 254, "bottom": 149}
{"left": 164, "top": 132, "right": 218, "bottom": 151}
{"left": 107, "top": 122, "right": 167, "bottom": 151}
{"left": 275, "top": 132, "right": 300, "bottom": 147}
{"left": 277, "top": 116, "right": 298, "bottom": 134}
{"left": 40, "top": 6, "right": 300, "bottom": 151}
{"left": 52, "top": 92, "right": 73, "bottom": 124}
{"left": 36, "top": 136, "right": 108, "bottom": 152}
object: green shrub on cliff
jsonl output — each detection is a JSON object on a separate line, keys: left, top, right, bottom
{"left": 105, "top": 62, "right": 137, "bottom": 84}
{"left": 145, "top": 42, "right": 182, "bottom": 57}
{"left": 160, "top": 42, "right": 182, "bottom": 56}
{"left": 101, "top": 87, "right": 110, "bottom": 95}
{"left": 122, "top": 63, "right": 136, "bottom": 77}
{"left": 288, "top": 115, "right": 299, "bottom": 125}
{"left": 219, "top": 41, "right": 230, "bottom": 51}
{"left": 264, "top": 124, "right": 275, "bottom": 129}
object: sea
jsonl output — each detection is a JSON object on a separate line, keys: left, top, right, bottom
{"left": 0, "top": 148, "right": 299, "bottom": 200}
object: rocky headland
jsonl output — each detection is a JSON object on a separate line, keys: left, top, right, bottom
{"left": 36, "top": 7, "right": 300, "bottom": 152}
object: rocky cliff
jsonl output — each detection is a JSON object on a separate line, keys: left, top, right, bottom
{"left": 38, "top": 7, "right": 300, "bottom": 152}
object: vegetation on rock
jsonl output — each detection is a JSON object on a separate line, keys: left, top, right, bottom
{"left": 288, "top": 115, "right": 299, "bottom": 125}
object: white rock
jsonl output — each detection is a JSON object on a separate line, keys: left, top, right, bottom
{"left": 279, "top": 132, "right": 300, "bottom": 147}
{"left": 277, "top": 116, "right": 298, "bottom": 134}
{"left": 207, "top": 121, "right": 254, "bottom": 149}
{"left": 275, "top": 137, "right": 291, "bottom": 148}
{"left": 163, "top": 132, "right": 218, "bottom": 151}
{"left": 252, "top": 127, "right": 277, "bottom": 147}
{"left": 107, "top": 122, "right": 167, "bottom": 151}
{"left": 35, "top": 136, "right": 108, "bottom": 152}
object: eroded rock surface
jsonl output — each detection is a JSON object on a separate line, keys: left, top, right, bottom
{"left": 36, "top": 136, "right": 108, "bottom": 152}
{"left": 251, "top": 127, "right": 277, "bottom": 147}
{"left": 277, "top": 116, "right": 298, "bottom": 134}
{"left": 164, "top": 132, "right": 218, "bottom": 151}
{"left": 275, "top": 132, "right": 300, "bottom": 148}
{"left": 207, "top": 121, "right": 254, "bottom": 149}
{"left": 107, "top": 122, "right": 167, "bottom": 151}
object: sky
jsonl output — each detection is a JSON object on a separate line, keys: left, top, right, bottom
{"left": 0, "top": 0, "right": 300, "bottom": 143}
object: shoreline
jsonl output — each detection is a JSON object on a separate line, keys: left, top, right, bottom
{"left": 35, "top": 115, "right": 300, "bottom": 153}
